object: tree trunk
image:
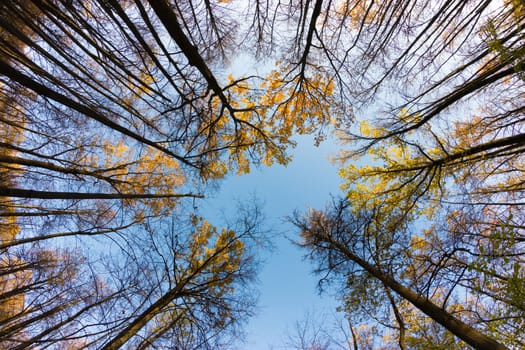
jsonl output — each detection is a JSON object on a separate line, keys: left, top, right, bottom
{"left": 326, "top": 235, "right": 509, "bottom": 350}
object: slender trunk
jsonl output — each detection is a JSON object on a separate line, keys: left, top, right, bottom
{"left": 101, "top": 237, "right": 238, "bottom": 349}
{"left": 0, "top": 186, "right": 201, "bottom": 200}
{"left": 0, "top": 223, "right": 136, "bottom": 250}
{"left": 347, "top": 319, "right": 359, "bottom": 350}
{"left": 146, "top": 0, "right": 225, "bottom": 106}
{"left": 325, "top": 235, "right": 508, "bottom": 350}
{"left": 384, "top": 286, "right": 407, "bottom": 350}
{"left": 101, "top": 282, "right": 187, "bottom": 350}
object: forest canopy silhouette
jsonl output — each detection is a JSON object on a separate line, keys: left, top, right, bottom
{"left": 0, "top": 0, "right": 523, "bottom": 349}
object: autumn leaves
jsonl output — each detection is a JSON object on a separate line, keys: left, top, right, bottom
{"left": 1, "top": 0, "right": 524, "bottom": 348}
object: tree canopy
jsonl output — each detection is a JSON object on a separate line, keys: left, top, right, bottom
{"left": 1, "top": 0, "right": 524, "bottom": 348}
{"left": 292, "top": 0, "right": 525, "bottom": 348}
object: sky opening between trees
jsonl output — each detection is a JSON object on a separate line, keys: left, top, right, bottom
{"left": 0, "top": 0, "right": 524, "bottom": 349}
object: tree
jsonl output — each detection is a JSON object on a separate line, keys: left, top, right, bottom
{"left": 0, "top": 0, "right": 342, "bottom": 251}
{"left": 293, "top": 200, "right": 512, "bottom": 350}
{"left": 2, "top": 0, "right": 524, "bottom": 348}
{"left": 283, "top": 0, "right": 524, "bottom": 348}
{"left": 0, "top": 1, "right": 287, "bottom": 348}
{"left": 284, "top": 310, "right": 365, "bottom": 350}
{"left": 1, "top": 203, "right": 264, "bottom": 349}
{"left": 97, "top": 209, "right": 263, "bottom": 350}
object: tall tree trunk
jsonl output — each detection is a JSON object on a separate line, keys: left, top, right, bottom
{"left": 325, "top": 234, "right": 509, "bottom": 350}
{"left": 101, "top": 283, "right": 187, "bottom": 350}
{"left": 0, "top": 186, "right": 201, "bottom": 200}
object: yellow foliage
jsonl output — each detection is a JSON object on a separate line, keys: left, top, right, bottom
{"left": 335, "top": 0, "right": 378, "bottom": 26}
{"left": 185, "top": 217, "right": 245, "bottom": 297}
{"left": 338, "top": 128, "right": 445, "bottom": 221}
{"left": 0, "top": 215, "right": 20, "bottom": 244}
{"left": 359, "top": 120, "right": 385, "bottom": 138}
{"left": 259, "top": 67, "right": 341, "bottom": 137}
{"left": 410, "top": 236, "right": 428, "bottom": 251}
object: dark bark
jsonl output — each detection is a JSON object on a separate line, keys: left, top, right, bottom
{"left": 322, "top": 233, "right": 509, "bottom": 350}
{"left": 0, "top": 59, "right": 194, "bottom": 168}
{"left": 0, "top": 186, "right": 202, "bottom": 200}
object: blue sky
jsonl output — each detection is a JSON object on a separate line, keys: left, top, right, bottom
{"left": 203, "top": 135, "right": 344, "bottom": 349}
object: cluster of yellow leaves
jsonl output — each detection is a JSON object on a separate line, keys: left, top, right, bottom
{"left": 0, "top": 248, "right": 81, "bottom": 333}
{"left": 197, "top": 68, "right": 340, "bottom": 178}
{"left": 450, "top": 115, "right": 525, "bottom": 200}
{"left": 334, "top": 0, "right": 378, "bottom": 26}
{"left": 182, "top": 63, "right": 342, "bottom": 179}
{"left": 193, "top": 76, "right": 260, "bottom": 178}
{"left": 450, "top": 115, "right": 497, "bottom": 149}
{"left": 70, "top": 139, "right": 188, "bottom": 217}
{"left": 505, "top": 0, "right": 525, "bottom": 19}
{"left": 105, "top": 141, "right": 184, "bottom": 204}
{"left": 358, "top": 110, "right": 420, "bottom": 139}
{"left": 343, "top": 93, "right": 523, "bottom": 233}
{"left": 150, "top": 215, "right": 246, "bottom": 338}
{"left": 0, "top": 209, "right": 19, "bottom": 244}
{"left": 339, "top": 140, "right": 442, "bottom": 221}
{"left": 0, "top": 256, "right": 31, "bottom": 322}
{"left": 0, "top": 82, "right": 32, "bottom": 339}
{"left": 260, "top": 69, "right": 339, "bottom": 138}
{"left": 358, "top": 120, "right": 387, "bottom": 138}
{"left": 339, "top": 107, "right": 521, "bottom": 224}
{"left": 342, "top": 108, "right": 523, "bottom": 219}
{"left": 0, "top": 147, "right": 21, "bottom": 244}
{"left": 187, "top": 216, "right": 245, "bottom": 297}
